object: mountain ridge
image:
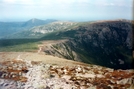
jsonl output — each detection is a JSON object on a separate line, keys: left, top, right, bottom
{"left": 41, "top": 20, "right": 133, "bottom": 69}
{"left": 0, "top": 18, "right": 57, "bottom": 38}
{"left": 7, "top": 21, "right": 78, "bottom": 38}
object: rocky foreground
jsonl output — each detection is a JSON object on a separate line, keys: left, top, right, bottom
{"left": 0, "top": 59, "right": 134, "bottom": 89}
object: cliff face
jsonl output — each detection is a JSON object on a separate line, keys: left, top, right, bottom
{"left": 44, "top": 20, "right": 133, "bottom": 69}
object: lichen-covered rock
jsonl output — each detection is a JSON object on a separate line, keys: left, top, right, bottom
{"left": 0, "top": 59, "right": 133, "bottom": 89}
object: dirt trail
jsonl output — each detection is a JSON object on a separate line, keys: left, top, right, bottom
{"left": 0, "top": 40, "right": 79, "bottom": 66}
{"left": 0, "top": 52, "right": 88, "bottom": 66}
{"left": 0, "top": 40, "right": 87, "bottom": 66}
{"left": 37, "top": 40, "right": 67, "bottom": 53}
{"left": 37, "top": 45, "right": 43, "bottom": 53}
{"left": 17, "top": 54, "right": 23, "bottom": 61}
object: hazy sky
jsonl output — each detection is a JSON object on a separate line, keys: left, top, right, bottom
{"left": 0, "top": 0, "right": 133, "bottom": 21}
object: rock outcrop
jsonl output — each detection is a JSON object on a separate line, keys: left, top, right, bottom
{"left": 0, "top": 59, "right": 134, "bottom": 89}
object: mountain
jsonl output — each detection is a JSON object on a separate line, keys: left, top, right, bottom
{"left": 0, "top": 19, "right": 133, "bottom": 69}
{"left": 21, "top": 18, "right": 57, "bottom": 28}
{"left": 8, "top": 21, "right": 78, "bottom": 38}
{"left": 0, "top": 18, "right": 57, "bottom": 38}
{"left": 41, "top": 20, "right": 133, "bottom": 69}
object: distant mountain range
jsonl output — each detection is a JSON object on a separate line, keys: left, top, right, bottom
{"left": 0, "top": 18, "right": 57, "bottom": 38}
{"left": 7, "top": 21, "right": 78, "bottom": 38}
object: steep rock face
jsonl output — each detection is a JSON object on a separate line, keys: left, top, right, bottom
{"left": 44, "top": 41, "right": 80, "bottom": 61}
{"left": 44, "top": 20, "right": 133, "bottom": 69}
{"left": 71, "top": 21, "right": 132, "bottom": 69}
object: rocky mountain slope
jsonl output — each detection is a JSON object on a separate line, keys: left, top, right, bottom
{"left": 0, "top": 53, "right": 133, "bottom": 89}
{"left": 0, "top": 18, "right": 56, "bottom": 38}
{"left": 41, "top": 20, "right": 133, "bottom": 69}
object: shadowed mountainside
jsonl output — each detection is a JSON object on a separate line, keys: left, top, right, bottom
{"left": 42, "top": 20, "right": 133, "bottom": 69}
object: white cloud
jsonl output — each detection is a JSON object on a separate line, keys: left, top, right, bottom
{"left": 17, "top": 0, "right": 34, "bottom": 5}
{"left": 2, "top": 0, "right": 16, "bottom": 4}
{"left": 1, "top": 0, "right": 91, "bottom": 6}
{"left": 104, "top": 3, "right": 115, "bottom": 6}
{"left": 89, "top": 0, "right": 133, "bottom": 7}
{"left": 1, "top": 0, "right": 133, "bottom": 6}
{"left": 104, "top": 3, "right": 132, "bottom": 7}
